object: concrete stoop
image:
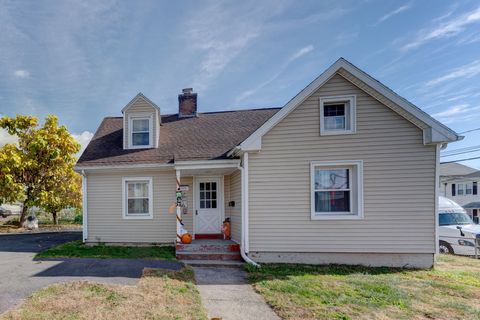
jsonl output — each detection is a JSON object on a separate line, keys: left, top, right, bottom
{"left": 176, "top": 239, "right": 243, "bottom": 265}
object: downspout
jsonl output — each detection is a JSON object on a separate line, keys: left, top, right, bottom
{"left": 239, "top": 152, "right": 260, "bottom": 267}
{"left": 81, "top": 170, "right": 88, "bottom": 243}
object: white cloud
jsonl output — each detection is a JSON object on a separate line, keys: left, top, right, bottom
{"left": 72, "top": 131, "right": 94, "bottom": 156}
{"left": 433, "top": 104, "right": 480, "bottom": 124}
{"left": 236, "top": 45, "right": 314, "bottom": 103}
{"left": 426, "top": 60, "right": 480, "bottom": 86}
{"left": 376, "top": 4, "right": 411, "bottom": 24}
{"left": 14, "top": 69, "right": 30, "bottom": 78}
{"left": 402, "top": 7, "right": 480, "bottom": 51}
{"left": 0, "top": 129, "right": 18, "bottom": 147}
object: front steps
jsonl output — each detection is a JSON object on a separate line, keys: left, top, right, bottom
{"left": 176, "top": 239, "right": 243, "bottom": 264}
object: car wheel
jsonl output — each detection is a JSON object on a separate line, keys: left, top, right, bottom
{"left": 439, "top": 241, "right": 454, "bottom": 254}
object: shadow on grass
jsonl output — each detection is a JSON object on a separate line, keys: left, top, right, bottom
{"left": 245, "top": 262, "right": 416, "bottom": 282}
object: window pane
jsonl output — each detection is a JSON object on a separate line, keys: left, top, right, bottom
{"left": 206, "top": 192, "right": 211, "bottom": 200}
{"left": 211, "top": 182, "right": 217, "bottom": 191}
{"left": 128, "top": 198, "right": 149, "bottom": 214}
{"left": 315, "top": 191, "right": 350, "bottom": 212}
{"left": 132, "top": 119, "right": 149, "bottom": 132}
{"left": 325, "top": 116, "right": 345, "bottom": 130}
{"left": 324, "top": 104, "right": 345, "bottom": 116}
{"left": 128, "top": 182, "right": 148, "bottom": 198}
{"left": 458, "top": 184, "right": 464, "bottom": 195}
{"left": 200, "top": 200, "right": 205, "bottom": 209}
{"left": 200, "top": 183, "right": 205, "bottom": 191}
{"left": 132, "top": 132, "right": 149, "bottom": 146}
{"left": 200, "top": 191, "right": 205, "bottom": 200}
{"left": 212, "top": 191, "right": 217, "bottom": 200}
{"left": 315, "top": 169, "right": 349, "bottom": 190}
{"left": 466, "top": 183, "right": 473, "bottom": 194}
{"left": 206, "top": 200, "right": 211, "bottom": 209}
{"left": 211, "top": 200, "right": 217, "bottom": 209}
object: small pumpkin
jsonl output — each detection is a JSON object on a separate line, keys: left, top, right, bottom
{"left": 181, "top": 233, "right": 193, "bottom": 244}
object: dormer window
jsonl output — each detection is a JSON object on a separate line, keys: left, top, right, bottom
{"left": 128, "top": 114, "right": 153, "bottom": 148}
{"left": 320, "top": 95, "right": 356, "bottom": 135}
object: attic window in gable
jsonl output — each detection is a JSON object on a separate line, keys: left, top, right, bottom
{"left": 129, "top": 115, "right": 153, "bottom": 148}
{"left": 320, "top": 95, "right": 356, "bottom": 135}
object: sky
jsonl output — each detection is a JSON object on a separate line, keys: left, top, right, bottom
{"left": 1, "top": 0, "right": 480, "bottom": 167}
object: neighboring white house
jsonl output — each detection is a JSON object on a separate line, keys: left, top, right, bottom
{"left": 76, "top": 58, "right": 461, "bottom": 268}
{"left": 440, "top": 162, "right": 480, "bottom": 223}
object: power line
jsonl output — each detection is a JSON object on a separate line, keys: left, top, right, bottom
{"left": 441, "top": 155, "right": 480, "bottom": 164}
{"left": 442, "top": 145, "right": 480, "bottom": 155}
{"left": 459, "top": 127, "right": 480, "bottom": 134}
{"left": 442, "top": 148, "right": 480, "bottom": 157}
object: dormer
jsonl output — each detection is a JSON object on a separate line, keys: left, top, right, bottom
{"left": 122, "top": 93, "right": 161, "bottom": 149}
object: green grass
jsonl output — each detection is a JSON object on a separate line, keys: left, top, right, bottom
{"left": 246, "top": 255, "right": 480, "bottom": 320}
{"left": 36, "top": 240, "right": 176, "bottom": 260}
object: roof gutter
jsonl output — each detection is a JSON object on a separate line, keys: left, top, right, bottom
{"left": 81, "top": 170, "right": 88, "bottom": 243}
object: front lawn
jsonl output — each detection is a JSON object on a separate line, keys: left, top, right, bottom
{"left": 1, "top": 267, "right": 207, "bottom": 320}
{"left": 247, "top": 255, "right": 480, "bottom": 320}
{"left": 36, "top": 240, "right": 176, "bottom": 260}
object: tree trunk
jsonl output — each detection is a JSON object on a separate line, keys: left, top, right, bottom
{"left": 52, "top": 211, "right": 58, "bottom": 225}
{"left": 19, "top": 204, "right": 28, "bottom": 227}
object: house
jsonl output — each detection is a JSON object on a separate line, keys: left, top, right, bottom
{"left": 440, "top": 162, "right": 480, "bottom": 223}
{"left": 76, "top": 58, "right": 461, "bottom": 268}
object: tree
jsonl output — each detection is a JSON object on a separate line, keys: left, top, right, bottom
{"left": 0, "top": 115, "right": 80, "bottom": 226}
{"left": 41, "top": 170, "right": 82, "bottom": 224}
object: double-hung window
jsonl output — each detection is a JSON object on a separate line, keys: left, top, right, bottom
{"left": 457, "top": 183, "right": 465, "bottom": 196}
{"left": 320, "top": 95, "right": 356, "bottom": 135}
{"left": 122, "top": 177, "right": 153, "bottom": 219}
{"left": 311, "top": 160, "right": 363, "bottom": 220}
{"left": 129, "top": 115, "right": 152, "bottom": 148}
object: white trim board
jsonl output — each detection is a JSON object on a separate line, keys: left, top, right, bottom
{"left": 121, "top": 92, "right": 161, "bottom": 114}
{"left": 237, "top": 58, "right": 461, "bottom": 152}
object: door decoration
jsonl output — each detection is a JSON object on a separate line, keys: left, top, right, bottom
{"left": 175, "top": 175, "right": 191, "bottom": 243}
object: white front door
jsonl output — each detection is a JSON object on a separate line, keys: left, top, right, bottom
{"left": 195, "top": 177, "right": 222, "bottom": 234}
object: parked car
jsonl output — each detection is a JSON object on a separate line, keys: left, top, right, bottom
{"left": 438, "top": 196, "right": 480, "bottom": 255}
{"left": 0, "top": 203, "right": 22, "bottom": 218}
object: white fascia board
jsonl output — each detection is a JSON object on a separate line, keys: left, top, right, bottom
{"left": 121, "top": 92, "right": 161, "bottom": 114}
{"left": 75, "top": 163, "right": 174, "bottom": 172}
{"left": 174, "top": 159, "right": 241, "bottom": 170}
{"left": 238, "top": 58, "right": 461, "bottom": 151}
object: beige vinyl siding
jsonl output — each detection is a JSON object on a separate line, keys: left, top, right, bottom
{"left": 228, "top": 170, "right": 242, "bottom": 243}
{"left": 86, "top": 169, "right": 176, "bottom": 243}
{"left": 124, "top": 97, "right": 159, "bottom": 149}
{"left": 248, "top": 73, "right": 436, "bottom": 253}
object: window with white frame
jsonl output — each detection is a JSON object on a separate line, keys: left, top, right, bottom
{"left": 311, "top": 160, "right": 363, "bottom": 220}
{"left": 466, "top": 182, "right": 473, "bottom": 195}
{"left": 122, "top": 177, "right": 153, "bottom": 219}
{"left": 129, "top": 115, "right": 152, "bottom": 148}
{"left": 457, "top": 183, "right": 465, "bottom": 196}
{"left": 320, "top": 95, "right": 356, "bottom": 135}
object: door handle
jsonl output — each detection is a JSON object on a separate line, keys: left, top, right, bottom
{"left": 195, "top": 210, "right": 198, "bottom": 216}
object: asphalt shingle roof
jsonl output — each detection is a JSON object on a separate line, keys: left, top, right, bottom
{"left": 77, "top": 108, "right": 280, "bottom": 167}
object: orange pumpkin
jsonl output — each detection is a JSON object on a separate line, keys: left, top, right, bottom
{"left": 181, "top": 233, "right": 193, "bottom": 244}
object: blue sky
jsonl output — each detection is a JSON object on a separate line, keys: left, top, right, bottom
{"left": 1, "top": 0, "right": 480, "bottom": 167}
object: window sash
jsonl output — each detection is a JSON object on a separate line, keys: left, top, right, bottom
{"left": 320, "top": 96, "right": 355, "bottom": 135}
{"left": 130, "top": 117, "right": 151, "bottom": 147}
{"left": 125, "top": 180, "right": 151, "bottom": 216}
{"left": 313, "top": 167, "right": 352, "bottom": 214}
{"left": 466, "top": 183, "right": 473, "bottom": 195}
{"left": 458, "top": 183, "right": 465, "bottom": 195}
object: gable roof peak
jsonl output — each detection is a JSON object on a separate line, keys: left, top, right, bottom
{"left": 121, "top": 92, "right": 161, "bottom": 114}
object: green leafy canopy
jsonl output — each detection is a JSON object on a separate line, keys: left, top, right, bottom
{"left": 0, "top": 115, "right": 82, "bottom": 224}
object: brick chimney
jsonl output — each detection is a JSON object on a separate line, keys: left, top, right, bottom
{"left": 178, "top": 88, "right": 197, "bottom": 118}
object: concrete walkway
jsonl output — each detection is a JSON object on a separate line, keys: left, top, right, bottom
{"left": 194, "top": 266, "right": 280, "bottom": 320}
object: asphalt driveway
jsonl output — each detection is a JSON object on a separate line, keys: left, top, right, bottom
{"left": 0, "top": 232, "right": 182, "bottom": 314}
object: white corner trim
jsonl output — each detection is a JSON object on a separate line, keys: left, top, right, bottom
{"left": 310, "top": 160, "right": 364, "bottom": 221}
{"left": 81, "top": 170, "right": 88, "bottom": 242}
{"left": 127, "top": 113, "right": 154, "bottom": 149}
{"left": 434, "top": 144, "right": 440, "bottom": 255}
{"left": 122, "top": 177, "right": 154, "bottom": 220}
{"left": 238, "top": 58, "right": 460, "bottom": 151}
{"left": 319, "top": 95, "right": 356, "bottom": 136}
{"left": 121, "top": 92, "right": 161, "bottom": 113}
